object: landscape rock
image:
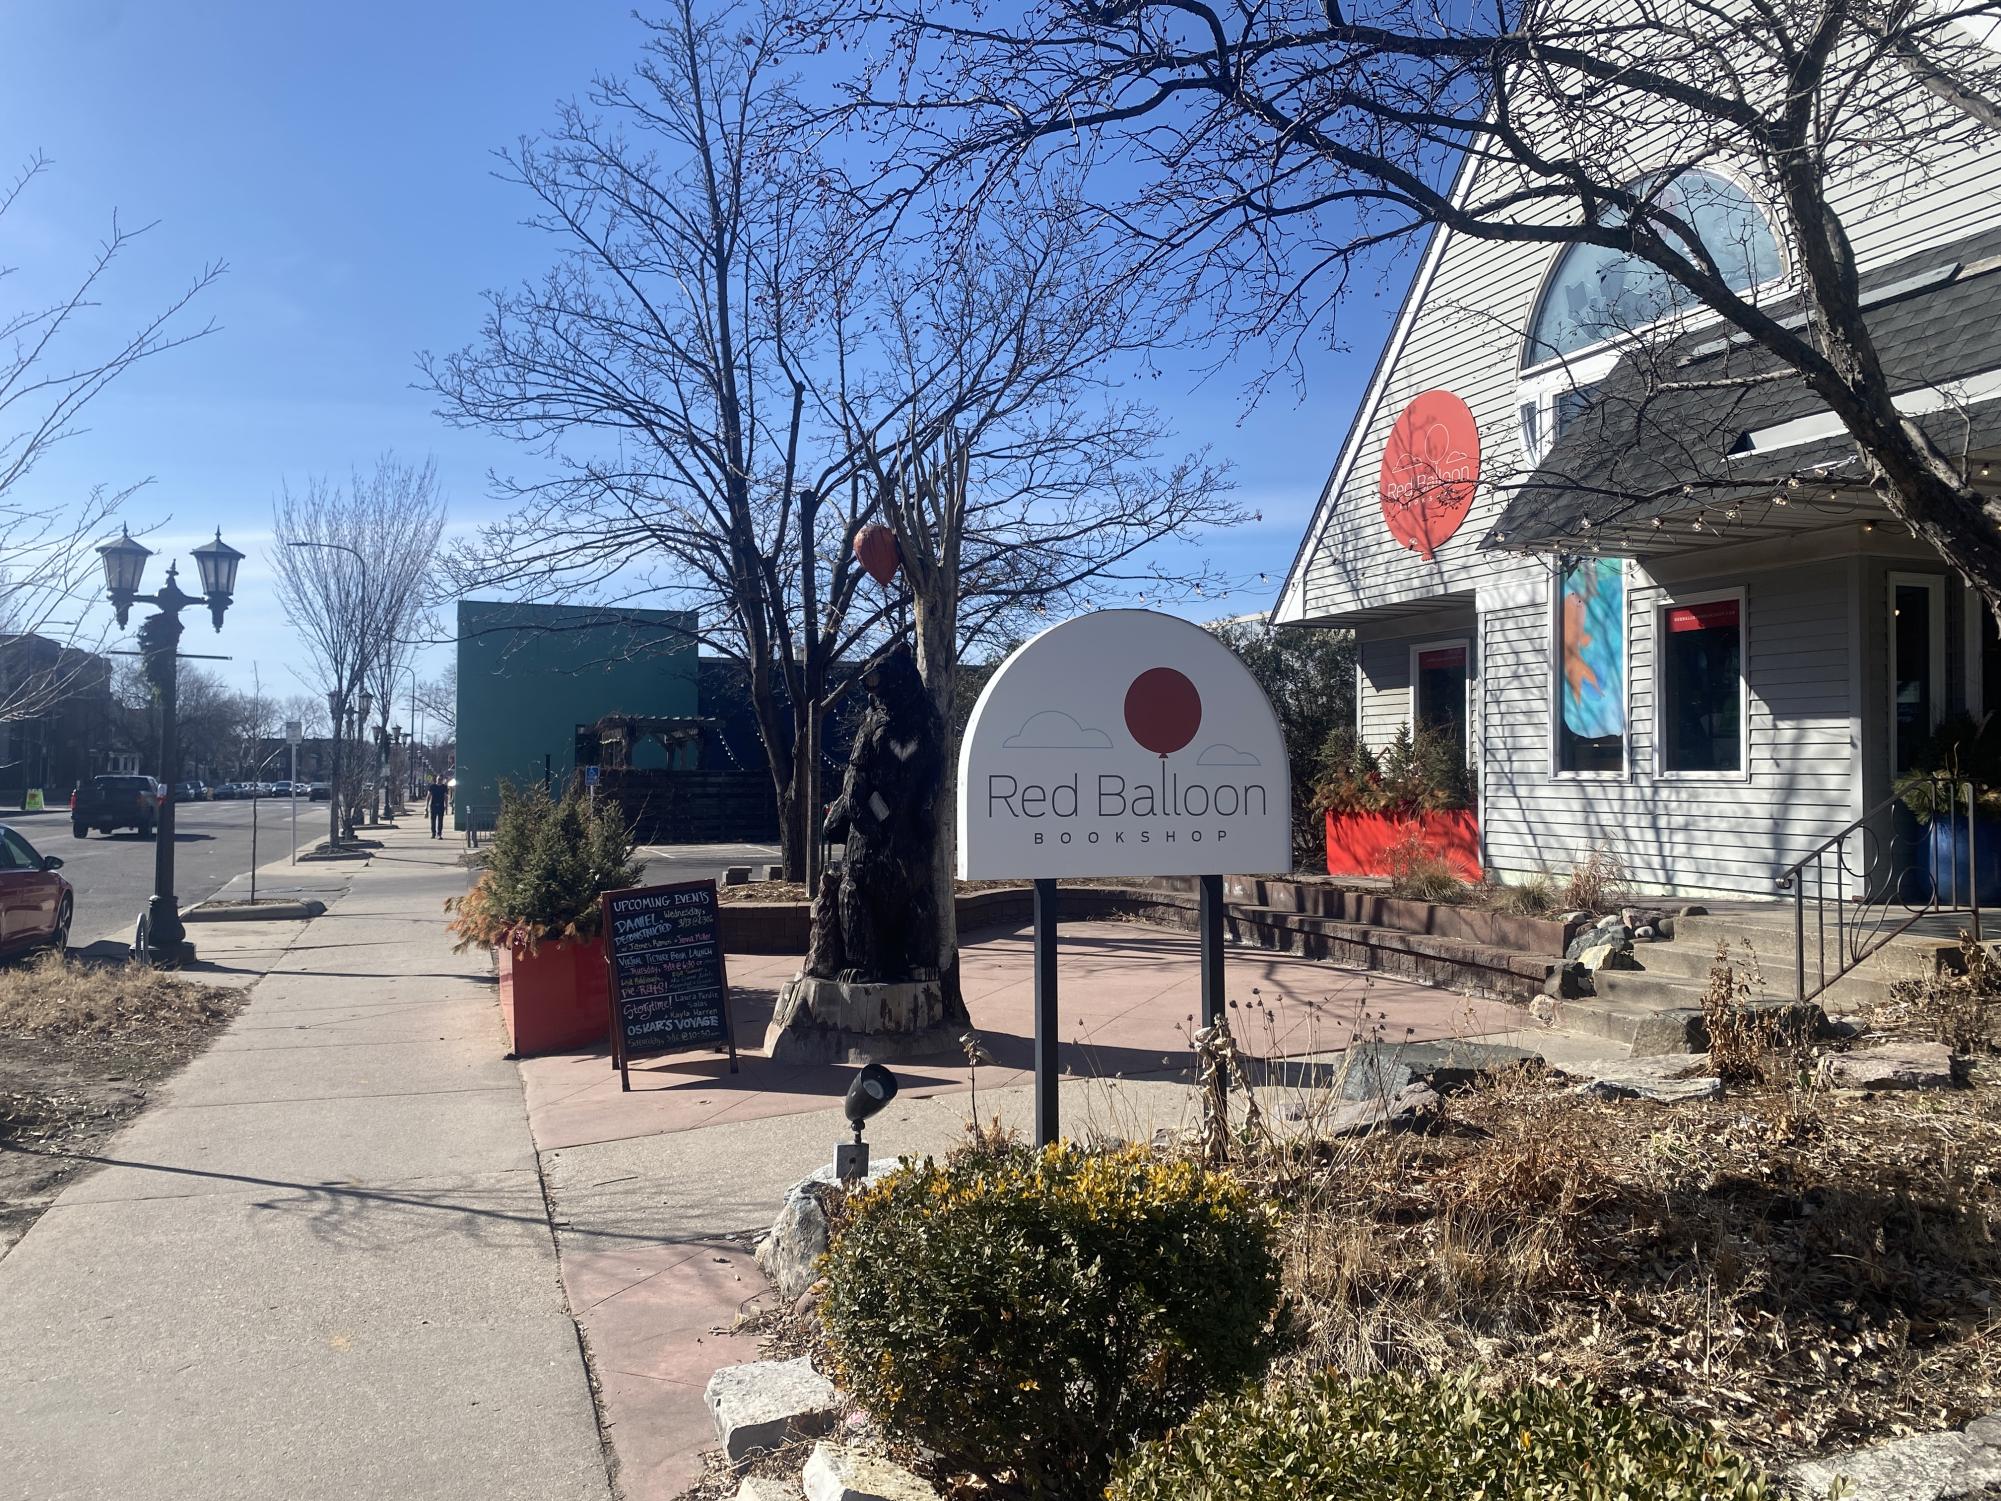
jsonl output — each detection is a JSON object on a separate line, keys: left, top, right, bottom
{"left": 1629, "top": 999, "right": 1829, "bottom": 1058}
{"left": 1340, "top": 1039, "right": 1543, "bottom": 1097}
{"left": 1543, "top": 961, "right": 1590, "bottom": 1000}
{"left": 1633, "top": 924, "right": 1657, "bottom": 941}
{"left": 757, "top": 1162, "right": 896, "bottom": 1301}
{"left": 803, "top": 1441, "right": 942, "bottom": 1501}
{"left": 1789, "top": 1412, "right": 2001, "bottom": 1499}
{"left": 1570, "top": 1052, "right": 1723, "bottom": 1104}
{"left": 1529, "top": 995, "right": 1558, "bottom": 1024}
{"left": 1678, "top": 904, "right": 1708, "bottom": 917}
{"left": 1819, "top": 1039, "right": 1967, "bottom": 1091}
{"left": 1575, "top": 941, "right": 1637, "bottom": 973}
{"left": 1565, "top": 919, "right": 1631, "bottom": 960}
{"left": 705, "top": 1357, "right": 841, "bottom": 1462}
{"left": 1313, "top": 1082, "right": 1440, "bottom": 1138}
{"left": 737, "top": 1481, "right": 798, "bottom": 1501}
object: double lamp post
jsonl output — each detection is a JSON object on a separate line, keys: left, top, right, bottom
{"left": 97, "top": 525, "right": 245, "bottom": 966}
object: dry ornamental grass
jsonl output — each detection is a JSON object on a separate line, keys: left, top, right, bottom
{"left": 1258, "top": 1065, "right": 2001, "bottom": 1462}
{"left": 0, "top": 953, "right": 237, "bottom": 1048}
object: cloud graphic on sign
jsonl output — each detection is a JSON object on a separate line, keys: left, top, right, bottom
{"left": 1003, "top": 710, "right": 1112, "bottom": 750}
{"left": 1196, "top": 742, "right": 1263, "bottom": 768}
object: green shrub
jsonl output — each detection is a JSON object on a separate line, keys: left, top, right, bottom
{"left": 820, "top": 1142, "right": 1286, "bottom": 1499}
{"left": 1109, "top": 1372, "right": 1785, "bottom": 1501}
{"left": 445, "top": 780, "right": 641, "bottom": 951}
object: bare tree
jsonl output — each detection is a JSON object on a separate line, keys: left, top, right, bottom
{"left": 271, "top": 455, "right": 446, "bottom": 846}
{"left": 819, "top": 0, "right": 2001, "bottom": 611}
{"left": 850, "top": 209, "right": 1238, "bottom": 1012}
{"left": 0, "top": 154, "right": 221, "bottom": 722}
{"left": 427, "top": 0, "right": 1241, "bottom": 880}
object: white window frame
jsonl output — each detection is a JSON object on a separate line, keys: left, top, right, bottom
{"left": 1408, "top": 636, "right": 1474, "bottom": 766}
{"left": 1889, "top": 571, "right": 1948, "bottom": 772}
{"left": 1549, "top": 557, "right": 1632, "bottom": 781}
{"left": 1653, "top": 584, "right": 1750, "bottom": 781}
{"left": 1517, "top": 348, "right": 1622, "bottom": 465}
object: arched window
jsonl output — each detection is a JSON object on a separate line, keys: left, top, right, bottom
{"left": 1522, "top": 170, "right": 1784, "bottom": 370}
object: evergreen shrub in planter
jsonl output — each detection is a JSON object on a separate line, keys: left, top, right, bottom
{"left": 447, "top": 781, "right": 641, "bottom": 1055}
{"left": 1316, "top": 724, "right": 1480, "bottom": 884}
{"left": 1109, "top": 1372, "right": 1783, "bottom": 1501}
{"left": 820, "top": 1142, "right": 1286, "bottom": 1500}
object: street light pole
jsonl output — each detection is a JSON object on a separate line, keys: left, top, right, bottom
{"left": 97, "top": 526, "right": 245, "bottom": 966}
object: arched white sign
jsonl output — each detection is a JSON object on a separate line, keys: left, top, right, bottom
{"left": 957, "top": 610, "right": 1291, "bottom": 879}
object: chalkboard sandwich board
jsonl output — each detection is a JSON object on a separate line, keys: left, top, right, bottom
{"left": 601, "top": 878, "right": 738, "bottom": 1090}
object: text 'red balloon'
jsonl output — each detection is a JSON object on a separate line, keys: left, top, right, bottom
{"left": 855, "top": 524, "right": 900, "bottom": 585}
{"left": 1123, "top": 667, "right": 1202, "bottom": 757}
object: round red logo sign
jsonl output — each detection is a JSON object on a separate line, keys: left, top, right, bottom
{"left": 1379, "top": 390, "right": 1480, "bottom": 561}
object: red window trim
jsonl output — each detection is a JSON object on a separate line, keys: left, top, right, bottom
{"left": 1417, "top": 646, "right": 1467, "bottom": 670}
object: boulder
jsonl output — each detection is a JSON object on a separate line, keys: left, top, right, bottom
{"left": 1295, "top": 1082, "right": 1439, "bottom": 1139}
{"left": 1570, "top": 1052, "right": 1723, "bottom": 1104}
{"left": 1678, "top": 904, "right": 1708, "bottom": 917}
{"left": 1340, "top": 1039, "right": 1542, "bottom": 1099}
{"left": 757, "top": 1161, "right": 895, "bottom": 1302}
{"left": 737, "top": 1481, "right": 799, "bottom": 1501}
{"left": 1543, "top": 961, "right": 1590, "bottom": 1000}
{"left": 1575, "top": 941, "right": 1636, "bottom": 973}
{"left": 803, "top": 1442, "right": 942, "bottom": 1501}
{"left": 1629, "top": 999, "right": 1828, "bottom": 1058}
{"left": 1528, "top": 995, "right": 1558, "bottom": 1024}
{"left": 1789, "top": 1412, "right": 2001, "bottom": 1500}
{"left": 1819, "top": 1040, "right": 1967, "bottom": 1091}
{"left": 705, "top": 1357, "right": 841, "bottom": 1462}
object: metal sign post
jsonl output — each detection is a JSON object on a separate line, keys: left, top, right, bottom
{"left": 285, "top": 719, "right": 302, "bottom": 865}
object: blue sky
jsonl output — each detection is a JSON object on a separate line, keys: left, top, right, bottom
{"left": 1, "top": 1, "right": 1400, "bottom": 699}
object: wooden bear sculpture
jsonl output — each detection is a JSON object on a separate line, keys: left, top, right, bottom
{"left": 805, "top": 644, "right": 944, "bottom": 984}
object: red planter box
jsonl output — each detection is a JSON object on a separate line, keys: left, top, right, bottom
{"left": 497, "top": 935, "right": 611, "bottom": 1056}
{"left": 1325, "top": 808, "right": 1482, "bottom": 883}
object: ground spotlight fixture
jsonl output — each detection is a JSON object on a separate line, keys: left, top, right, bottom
{"left": 836, "top": 1063, "right": 899, "bottom": 1181}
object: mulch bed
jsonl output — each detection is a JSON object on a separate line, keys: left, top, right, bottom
{"left": 0, "top": 955, "right": 241, "bottom": 1257}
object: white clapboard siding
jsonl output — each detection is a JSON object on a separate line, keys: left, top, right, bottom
{"left": 1284, "top": 126, "right": 2001, "bottom": 628}
{"left": 1480, "top": 558, "right": 1860, "bottom": 897}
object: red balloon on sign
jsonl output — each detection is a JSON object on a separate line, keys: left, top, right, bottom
{"left": 855, "top": 524, "right": 900, "bottom": 585}
{"left": 1124, "top": 667, "right": 1202, "bottom": 757}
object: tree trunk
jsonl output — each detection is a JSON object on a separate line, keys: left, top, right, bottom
{"left": 913, "top": 584, "right": 965, "bottom": 1023}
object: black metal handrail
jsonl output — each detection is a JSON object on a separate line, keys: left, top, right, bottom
{"left": 1774, "top": 777, "right": 1981, "bottom": 1003}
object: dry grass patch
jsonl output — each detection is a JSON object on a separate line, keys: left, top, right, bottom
{"left": 0, "top": 952, "right": 238, "bottom": 1049}
{"left": 1255, "top": 1064, "right": 2001, "bottom": 1463}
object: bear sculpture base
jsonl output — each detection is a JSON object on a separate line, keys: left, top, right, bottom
{"left": 765, "top": 974, "right": 958, "bottom": 1067}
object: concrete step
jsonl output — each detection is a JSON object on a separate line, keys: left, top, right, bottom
{"left": 1675, "top": 913, "right": 1963, "bottom": 969}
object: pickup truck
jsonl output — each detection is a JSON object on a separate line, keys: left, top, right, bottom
{"left": 71, "top": 774, "right": 160, "bottom": 839}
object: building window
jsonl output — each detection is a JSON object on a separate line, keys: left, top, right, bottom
{"left": 1522, "top": 169, "right": 1784, "bottom": 370}
{"left": 1659, "top": 596, "right": 1744, "bottom": 773}
{"left": 1556, "top": 558, "right": 1624, "bottom": 773}
{"left": 1413, "top": 642, "right": 1470, "bottom": 765}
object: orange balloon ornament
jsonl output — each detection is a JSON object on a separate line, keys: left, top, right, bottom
{"left": 855, "top": 524, "right": 901, "bottom": 585}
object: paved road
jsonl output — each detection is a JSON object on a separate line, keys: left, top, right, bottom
{"left": 635, "top": 841, "right": 782, "bottom": 889}
{"left": 4, "top": 799, "right": 326, "bottom": 946}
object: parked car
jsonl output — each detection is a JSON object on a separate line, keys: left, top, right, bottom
{"left": 71, "top": 774, "right": 160, "bottom": 838}
{"left": 212, "top": 783, "right": 240, "bottom": 800}
{"left": 308, "top": 782, "right": 332, "bottom": 801}
{"left": 272, "top": 780, "right": 297, "bottom": 798}
{"left": 172, "top": 782, "right": 203, "bottom": 803}
{"left": 0, "top": 823, "right": 70, "bottom": 956}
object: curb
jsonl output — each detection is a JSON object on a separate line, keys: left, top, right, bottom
{"left": 184, "top": 899, "right": 328, "bottom": 923}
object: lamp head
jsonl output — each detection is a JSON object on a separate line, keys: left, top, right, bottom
{"left": 191, "top": 529, "right": 245, "bottom": 631}
{"left": 844, "top": 1063, "right": 899, "bottom": 1132}
{"left": 97, "top": 526, "right": 152, "bottom": 628}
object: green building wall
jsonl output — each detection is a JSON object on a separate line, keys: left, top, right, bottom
{"left": 453, "top": 600, "right": 699, "bottom": 828}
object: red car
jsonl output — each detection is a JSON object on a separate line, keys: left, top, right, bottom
{"left": 0, "top": 823, "right": 72, "bottom": 956}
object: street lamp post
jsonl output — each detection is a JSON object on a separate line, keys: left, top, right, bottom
{"left": 98, "top": 525, "right": 244, "bottom": 966}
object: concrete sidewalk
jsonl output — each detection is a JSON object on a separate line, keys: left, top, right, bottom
{"left": 0, "top": 826, "right": 609, "bottom": 1501}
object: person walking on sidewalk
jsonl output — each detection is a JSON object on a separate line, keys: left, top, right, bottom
{"left": 427, "top": 775, "right": 449, "bottom": 839}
